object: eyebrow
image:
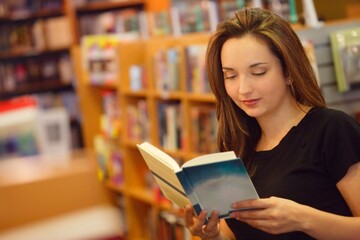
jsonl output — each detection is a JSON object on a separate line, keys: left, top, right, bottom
{"left": 222, "top": 62, "right": 268, "bottom": 71}
{"left": 249, "top": 62, "right": 267, "bottom": 67}
{"left": 222, "top": 67, "right": 234, "bottom": 71}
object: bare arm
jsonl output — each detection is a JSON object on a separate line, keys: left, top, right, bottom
{"left": 301, "top": 162, "right": 360, "bottom": 239}
{"left": 218, "top": 220, "right": 235, "bottom": 240}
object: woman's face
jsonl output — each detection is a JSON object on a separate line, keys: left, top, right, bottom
{"left": 221, "top": 35, "right": 291, "bottom": 119}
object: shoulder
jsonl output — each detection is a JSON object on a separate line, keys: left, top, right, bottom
{"left": 304, "top": 108, "right": 360, "bottom": 150}
{"left": 308, "top": 107, "right": 359, "bottom": 128}
{"left": 302, "top": 107, "right": 360, "bottom": 141}
{"left": 309, "top": 107, "right": 350, "bottom": 119}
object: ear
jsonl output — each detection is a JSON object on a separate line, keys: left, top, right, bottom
{"left": 286, "top": 77, "right": 292, "bottom": 85}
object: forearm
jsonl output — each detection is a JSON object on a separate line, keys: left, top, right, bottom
{"left": 219, "top": 233, "right": 233, "bottom": 240}
{"left": 204, "top": 220, "right": 234, "bottom": 240}
{"left": 204, "top": 233, "right": 233, "bottom": 240}
{"left": 300, "top": 205, "right": 360, "bottom": 240}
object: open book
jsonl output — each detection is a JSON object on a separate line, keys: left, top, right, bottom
{"left": 137, "top": 142, "right": 259, "bottom": 220}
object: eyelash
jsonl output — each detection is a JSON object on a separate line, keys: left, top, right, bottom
{"left": 225, "top": 75, "right": 236, "bottom": 80}
{"left": 224, "top": 71, "right": 266, "bottom": 80}
{"left": 252, "top": 71, "right": 266, "bottom": 76}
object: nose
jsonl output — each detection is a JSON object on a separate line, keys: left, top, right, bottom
{"left": 237, "top": 76, "right": 253, "bottom": 95}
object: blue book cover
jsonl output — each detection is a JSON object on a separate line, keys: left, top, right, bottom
{"left": 177, "top": 157, "right": 258, "bottom": 219}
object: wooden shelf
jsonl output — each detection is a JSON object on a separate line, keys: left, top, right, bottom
{"left": 0, "top": 149, "right": 115, "bottom": 231}
{"left": 75, "top": 0, "right": 145, "bottom": 13}
{"left": 0, "top": 47, "right": 70, "bottom": 60}
{"left": 187, "top": 93, "right": 216, "bottom": 102}
{"left": 105, "top": 180, "right": 126, "bottom": 193}
{"left": 122, "top": 140, "right": 141, "bottom": 148}
{"left": 0, "top": 81, "right": 73, "bottom": 100}
{"left": 127, "top": 188, "right": 154, "bottom": 205}
{"left": 122, "top": 89, "right": 148, "bottom": 97}
{"left": 89, "top": 82, "right": 118, "bottom": 91}
{"left": 152, "top": 90, "right": 184, "bottom": 100}
{"left": 0, "top": 9, "right": 64, "bottom": 22}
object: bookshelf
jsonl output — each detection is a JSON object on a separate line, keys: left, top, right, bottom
{"left": 0, "top": 0, "right": 74, "bottom": 99}
{"left": 0, "top": 0, "right": 87, "bottom": 151}
{"left": 0, "top": 0, "right": 164, "bottom": 151}
{"left": 66, "top": 0, "right": 170, "bottom": 44}
{"left": 73, "top": 32, "right": 215, "bottom": 239}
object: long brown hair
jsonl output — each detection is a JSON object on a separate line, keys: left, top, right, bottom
{"left": 206, "top": 8, "right": 325, "bottom": 168}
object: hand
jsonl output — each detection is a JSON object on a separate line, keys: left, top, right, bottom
{"left": 184, "top": 205, "right": 221, "bottom": 240}
{"left": 229, "top": 196, "right": 305, "bottom": 235}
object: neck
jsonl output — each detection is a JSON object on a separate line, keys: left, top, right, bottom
{"left": 256, "top": 103, "right": 311, "bottom": 151}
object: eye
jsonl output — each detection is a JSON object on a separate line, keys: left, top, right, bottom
{"left": 223, "top": 71, "right": 237, "bottom": 80}
{"left": 252, "top": 71, "right": 266, "bottom": 76}
{"left": 224, "top": 74, "right": 237, "bottom": 80}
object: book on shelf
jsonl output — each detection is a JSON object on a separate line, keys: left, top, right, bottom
{"left": 157, "top": 102, "right": 182, "bottom": 150}
{"left": 81, "top": 34, "right": 120, "bottom": 86}
{"left": 44, "top": 16, "right": 73, "bottom": 49}
{"left": 263, "top": 0, "right": 293, "bottom": 23}
{"left": 126, "top": 99, "right": 150, "bottom": 142}
{"left": 171, "top": 0, "right": 218, "bottom": 36}
{"left": 153, "top": 47, "right": 180, "bottom": 92}
{"left": 78, "top": 7, "right": 144, "bottom": 40}
{"left": 100, "top": 90, "right": 121, "bottom": 139}
{"left": 185, "top": 44, "right": 211, "bottom": 93}
{"left": 129, "top": 64, "right": 147, "bottom": 91}
{"left": 147, "top": 10, "right": 173, "bottom": 37}
{"left": 218, "top": 0, "right": 297, "bottom": 23}
{"left": 330, "top": 27, "right": 360, "bottom": 93}
{"left": 94, "top": 135, "right": 124, "bottom": 184}
{"left": 190, "top": 105, "right": 217, "bottom": 153}
{"left": 157, "top": 211, "right": 192, "bottom": 240}
{"left": 137, "top": 141, "right": 259, "bottom": 220}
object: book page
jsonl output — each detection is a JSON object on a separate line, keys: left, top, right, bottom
{"left": 137, "top": 142, "right": 188, "bottom": 206}
{"left": 182, "top": 151, "right": 236, "bottom": 168}
{"left": 154, "top": 175, "right": 190, "bottom": 207}
{"left": 137, "top": 142, "right": 181, "bottom": 171}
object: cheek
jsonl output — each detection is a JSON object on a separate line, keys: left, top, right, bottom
{"left": 261, "top": 75, "right": 287, "bottom": 94}
{"left": 224, "top": 81, "right": 237, "bottom": 99}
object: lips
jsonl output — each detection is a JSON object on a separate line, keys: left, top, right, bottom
{"left": 242, "top": 99, "right": 259, "bottom": 106}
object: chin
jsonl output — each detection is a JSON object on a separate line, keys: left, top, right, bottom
{"left": 242, "top": 108, "right": 264, "bottom": 118}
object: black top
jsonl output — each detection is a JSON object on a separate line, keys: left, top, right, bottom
{"left": 226, "top": 107, "right": 360, "bottom": 240}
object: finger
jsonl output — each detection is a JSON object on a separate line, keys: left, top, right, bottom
{"left": 188, "top": 210, "right": 208, "bottom": 236}
{"left": 184, "top": 205, "right": 194, "bottom": 227}
{"left": 230, "top": 208, "right": 269, "bottom": 220}
{"left": 202, "top": 211, "right": 220, "bottom": 238}
{"left": 204, "top": 210, "right": 219, "bottom": 229}
{"left": 196, "top": 210, "right": 209, "bottom": 227}
{"left": 232, "top": 197, "right": 277, "bottom": 212}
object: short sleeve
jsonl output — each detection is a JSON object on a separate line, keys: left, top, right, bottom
{"left": 322, "top": 111, "right": 360, "bottom": 183}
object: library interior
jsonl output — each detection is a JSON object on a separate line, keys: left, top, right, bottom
{"left": 0, "top": 0, "right": 359, "bottom": 239}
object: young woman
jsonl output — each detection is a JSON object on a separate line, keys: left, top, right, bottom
{"left": 184, "top": 7, "right": 360, "bottom": 240}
